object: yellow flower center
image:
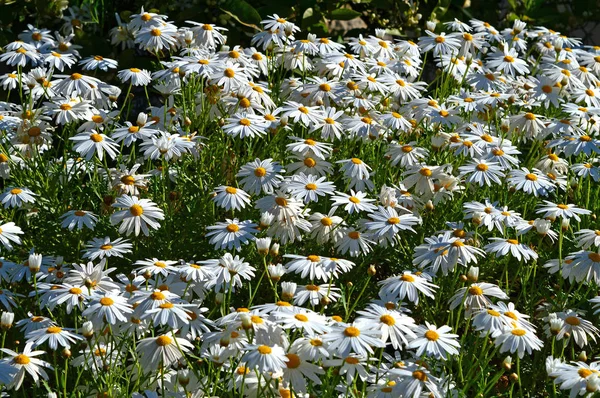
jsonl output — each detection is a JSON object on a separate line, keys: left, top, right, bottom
{"left": 468, "top": 286, "right": 483, "bottom": 295}
{"left": 275, "top": 197, "right": 288, "bottom": 206}
{"left": 90, "top": 133, "right": 103, "bottom": 142}
{"left": 400, "top": 274, "right": 415, "bottom": 282}
{"left": 380, "top": 315, "right": 395, "bottom": 326}
{"left": 412, "top": 370, "right": 428, "bottom": 381}
{"left": 295, "top": 314, "right": 308, "bottom": 322}
{"left": 565, "top": 316, "right": 581, "bottom": 326}
{"left": 320, "top": 217, "right": 333, "bottom": 226}
{"left": 156, "top": 335, "right": 172, "bottom": 346}
{"left": 225, "top": 187, "right": 237, "bottom": 194}
{"left": 130, "top": 204, "right": 144, "bottom": 216}
{"left": 286, "top": 353, "right": 301, "bottom": 368}
{"left": 588, "top": 252, "right": 600, "bottom": 262}
{"left": 525, "top": 173, "right": 537, "bottom": 181}
{"left": 99, "top": 297, "right": 114, "bottom": 306}
{"left": 424, "top": 330, "right": 439, "bottom": 341}
{"left": 344, "top": 326, "right": 361, "bottom": 337}
{"left": 13, "top": 354, "right": 30, "bottom": 365}
{"left": 47, "top": 326, "right": 62, "bottom": 334}
{"left": 257, "top": 345, "right": 272, "bottom": 354}
{"left": 226, "top": 224, "right": 240, "bottom": 233}
{"left": 303, "top": 157, "right": 316, "bottom": 168}
{"left": 511, "top": 329, "right": 526, "bottom": 336}
{"left": 420, "top": 168, "right": 432, "bottom": 177}
{"left": 224, "top": 68, "right": 235, "bottom": 78}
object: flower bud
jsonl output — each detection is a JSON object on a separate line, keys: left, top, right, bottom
{"left": 62, "top": 348, "right": 71, "bottom": 358}
{"left": 502, "top": 356, "right": 512, "bottom": 371}
{"left": 81, "top": 321, "right": 94, "bottom": 339}
{"left": 534, "top": 218, "right": 551, "bottom": 235}
{"left": 281, "top": 282, "right": 296, "bottom": 302}
{"left": 178, "top": 369, "right": 191, "bottom": 386}
{"left": 256, "top": 237, "right": 271, "bottom": 256}
{"left": 268, "top": 263, "right": 285, "bottom": 282}
{"left": 367, "top": 265, "right": 376, "bottom": 276}
{"left": 578, "top": 351, "right": 587, "bottom": 362}
{"left": 561, "top": 218, "right": 570, "bottom": 232}
{"left": 1, "top": 312, "right": 14, "bottom": 330}
{"left": 426, "top": 20, "right": 437, "bottom": 31}
{"left": 509, "top": 373, "right": 519, "bottom": 382}
{"left": 215, "top": 292, "right": 225, "bottom": 305}
{"left": 270, "top": 243, "right": 280, "bottom": 257}
{"left": 28, "top": 253, "right": 42, "bottom": 273}
{"left": 240, "top": 314, "right": 252, "bottom": 330}
{"left": 467, "top": 266, "right": 479, "bottom": 282}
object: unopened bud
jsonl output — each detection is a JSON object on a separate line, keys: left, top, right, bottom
{"left": 62, "top": 348, "right": 71, "bottom": 358}
{"left": 502, "top": 356, "right": 512, "bottom": 371}
{"left": 240, "top": 314, "right": 252, "bottom": 330}
{"left": 467, "top": 266, "right": 479, "bottom": 282}
{"left": 81, "top": 321, "right": 94, "bottom": 339}
{"left": 215, "top": 292, "right": 225, "bottom": 305}
{"left": 509, "top": 373, "right": 519, "bottom": 382}
{"left": 367, "top": 265, "right": 376, "bottom": 276}
{"left": 578, "top": 351, "right": 588, "bottom": 362}
{"left": 1, "top": 312, "right": 14, "bottom": 330}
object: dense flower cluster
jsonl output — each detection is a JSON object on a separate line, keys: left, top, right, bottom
{"left": 1, "top": 6, "right": 600, "bottom": 397}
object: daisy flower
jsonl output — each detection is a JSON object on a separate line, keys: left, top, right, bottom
{"left": 408, "top": 322, "right": 460, "bottom": 359}
{"left": 69, "top": 131, "right": 119, "bottom": 161}
{"left": 82, "top": 293, "right": 133, "bottom": 325}
{"left": 137, "top": 334, "right": 193, "bottom": 371}
{"left": 487, "top": 43, "right": 530, "bottom": 76}
{"left": 25, "top": 325, "right": 82, "bottom": 350}
{"left": 236, "top": 158, "right": 285, "bottom": 195}
{"left": 0, "top": 342, "right": 51, "bottom": 390}
{"left": 331, "top": 190, "right": 377, "bottom": 214}
{"left": 117, "top": 67, "right": 153, "bottom": 86}
{"left": 281, "top": 351, "right": 325, "bottom": 393}
{"left": 82, "top": 237, "right": 133, "bottom": 261}
{"left": 110, "top": 164, "right": 151, "bottom": 195}
{"left": 449, "top": 283, "right": 509, "bottom": 315}
{"left": 356, "top": 304, "right": 417, "bottom": 349}
{"left": 321, "top": 322, "right": 385, "bottom": 357}
{"left": 508, "top": 167, "right": 554, "bottom": 197}
{"left": 110, "top": 195, "right": 165, "bottom": 236}
{"left": 134, "top": 258, "right": 178, "bottom": 278}
{"left": 206, "top": 219, "right": 259, "bottom": 251}
{"left": 335, "top": 228, "right": 374, "bottom": 257}
{"left": 555, "top": 311, "right": 599, "bottom": 348}
{"left": 286, "top": 136, "right": 332, "bottom": 160}
{"left": 60, "top": 210, "right": 98, "bottom": 231}
{"left": 363, "top": 206, "right": 421, "bottom": 247}
{"left": 241, "top": 344, "right": 288, "bottom": 373}
{"left": 212, "top": 186, "right": 251, "bottom": 212}
{"left": 0, "top": 187, "right": 37, "bottom": 209}
{"left": 283, "top": 173, "right": 335, "bottom": 203}
{"left": 79, "top": 55, "right": 118, "bottom": 71}
{"left": 0, "top": 222, "right": 23, "bottom": 250}
{"left": 378, "top": 271, "right": 439, "bottom": 304}
{"left": 484, "top": 237, "right": 538, "bottom": 262}
{"left": 458, "top": 159, "right": 505, "bottom": 186}
{"left": 574, "top": 229, "right": 600, "bottom": 250}
{"left": 535, "top": 201, "right": 591, "bottom": 222}
{"left": 223, "top": 113, "right": 268, "bottom": 139}
{"left": 494, "top": 326, "right": 543, "bottom": 358}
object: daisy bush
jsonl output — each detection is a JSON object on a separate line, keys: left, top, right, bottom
{"left": 1, "top": 8, "right": 600, "bottom": 398}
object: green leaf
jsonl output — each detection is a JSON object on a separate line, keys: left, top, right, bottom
{"left": 330, "top": 8, "right": 361, "bottom": 21}
{"left": 221, "top": 0, "right": 262, "bottom": 29}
